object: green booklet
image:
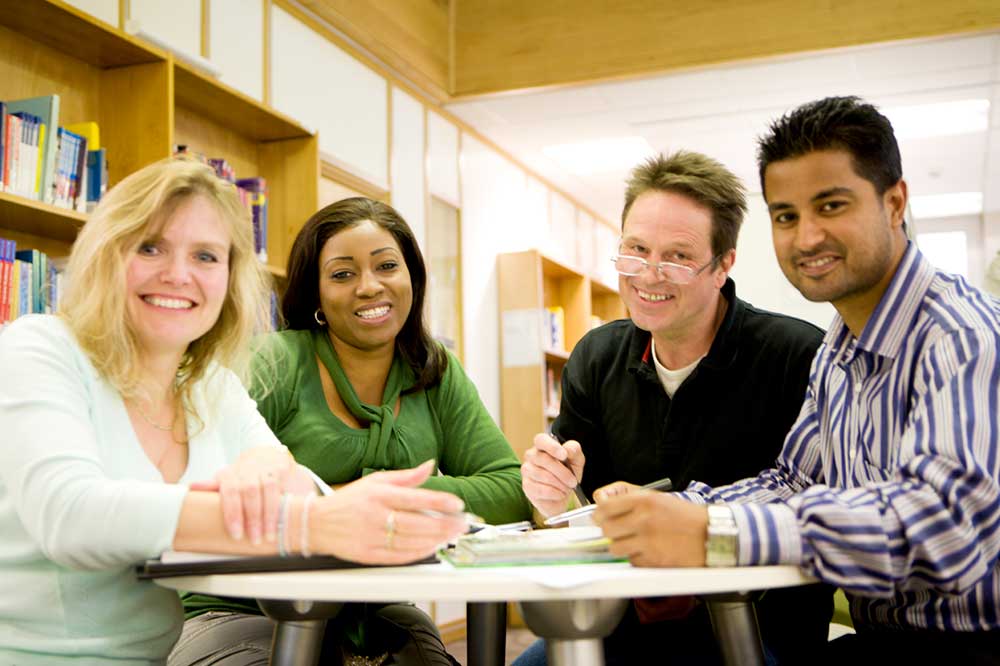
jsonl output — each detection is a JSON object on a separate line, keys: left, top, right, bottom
{"left": 440, "top": 526, "right": 627, "bottom": 567}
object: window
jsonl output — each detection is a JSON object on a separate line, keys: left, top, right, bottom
{"left": 426, "top": 197, "right": 463, "bottom": 358}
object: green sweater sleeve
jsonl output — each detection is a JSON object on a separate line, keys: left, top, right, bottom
{"left": 421, "top": 351, "right": 531, "bottom": 524}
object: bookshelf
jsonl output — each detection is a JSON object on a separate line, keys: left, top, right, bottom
{"left": 498, "top": 249, "right": 627, "bottom": 458}
{"left": 0, "top": 0, "right": 319, "bottom": 282}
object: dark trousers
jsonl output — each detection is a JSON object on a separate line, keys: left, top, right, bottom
{"left": 819, "top": 630, "right": 1000, "bottom": 666}
{"left": 169, "top": 604, "right": 459, "bottom": 666}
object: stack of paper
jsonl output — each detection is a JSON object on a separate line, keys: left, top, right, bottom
{"left": 440, "top": 526, "right": 625, "bottom": 567}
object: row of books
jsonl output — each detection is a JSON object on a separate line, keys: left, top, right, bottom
{"left": 0, "top": 238, "right": 64, "bottom": 326}
{"left": 174, "top": 147, "right": 269, "bottom": 263}
{"left": 0, "top": 95, "right": 108, "bottom": 212}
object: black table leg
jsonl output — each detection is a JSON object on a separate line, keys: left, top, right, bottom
{"left": 467, "top": 601, "right": 507, "bottom": 666}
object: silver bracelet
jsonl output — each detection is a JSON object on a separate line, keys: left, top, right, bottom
{"left": 300, "top": 494, "right": 314, "bottom": 558}
{"left": 277, "top": 493, "right": 290, "bottom": 558}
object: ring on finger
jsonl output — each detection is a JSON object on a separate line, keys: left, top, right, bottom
{"left": 384, "top": 510, "right": 397, "bottom": 549}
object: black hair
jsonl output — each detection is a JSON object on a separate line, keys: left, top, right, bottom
{"left": 281, "top": 197, "right": 447, "bottom": 391}
{"left": 757, "top": 96, "right": 902, "bottom": 198}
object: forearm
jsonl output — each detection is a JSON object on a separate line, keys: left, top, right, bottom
{"left": 173, "top": 490, "right": 291, "bottom": 555}
{"left": 423, "top": 466, "right": 531, "bottom": 523}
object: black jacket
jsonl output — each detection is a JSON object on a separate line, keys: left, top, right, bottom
{"left": 553, "top": 278, "right": 832, "bottom": 664}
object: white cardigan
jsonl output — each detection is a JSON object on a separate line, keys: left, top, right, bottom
{"left": 0, "top": 315, "right": 282, "bottom": 664}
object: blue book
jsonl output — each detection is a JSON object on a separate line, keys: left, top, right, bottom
{"left": 86, "top": 148, "right": 107, "bottom": 208}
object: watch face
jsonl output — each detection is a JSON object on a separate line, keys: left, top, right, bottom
{"left": 705, "top": 505, "right": 738, "bottom": 567}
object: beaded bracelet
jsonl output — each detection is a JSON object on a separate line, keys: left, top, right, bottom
{"left": 300, "top": 494, "right": 314, "bottom": 558}
{"left": 276, "top": 492, "right": 290, "bottom": 558}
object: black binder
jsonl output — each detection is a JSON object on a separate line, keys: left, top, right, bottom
{"left": 136, "top": 553, "right": 435, "bottom": 579}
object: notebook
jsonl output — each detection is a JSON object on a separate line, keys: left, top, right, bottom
{"left": 439, "top": 526, "right": 626, "bottom": 567}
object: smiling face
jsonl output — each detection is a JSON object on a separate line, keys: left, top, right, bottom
{"left": 318, "top": 220, "right": 413, "bottom": 354}
{"left": 619, "top": 190, "right": 731, "bottom": 343}
{"left": 764, "top": 149, "right": 907, "bottom": 328}
{"left": 125, "top": 195, "right": 231, "bottom": 362}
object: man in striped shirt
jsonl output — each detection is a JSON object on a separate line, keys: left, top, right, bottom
{"left": 594, "top": 96, "right": 1000, "bottom": 661}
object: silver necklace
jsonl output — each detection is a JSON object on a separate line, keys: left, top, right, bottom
{"left": 133, "top": 398, "right": 176, "bottom": 432}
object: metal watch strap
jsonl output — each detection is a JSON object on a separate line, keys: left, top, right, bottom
{"left": 705, "top": 504, "right": 739, "bottom": 567}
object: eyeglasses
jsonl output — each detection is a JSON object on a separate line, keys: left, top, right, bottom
{"left": 610, "top": 253, "right": 721, "bottom": 285}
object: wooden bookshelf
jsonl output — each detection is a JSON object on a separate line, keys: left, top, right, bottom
{"left": 0, "top": 192, "right": 86, "bottom": 243}
{"left": 0, "top": 0, "right": 320, "bottom": 281}
{"left": 174, "top": 62, "right": 311, "bottom": 143}
{"left": 498, "top": 249, "right": 625, "bottom": 457}
{"left": 0, "top": 0, "right": 164, "bottom": 68}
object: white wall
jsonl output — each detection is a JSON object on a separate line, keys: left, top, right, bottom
{"left": 63, "top": 0, "right": 118, "bottom": 27}
{"left": 130, "top": 0, "right": 201, "bottom": 58}
{"left": 460, "top": 135, "right": 550, "bottom": 421}
{"left": 271, "top": 6, "right": 389, "bottom": 189}
{"left": 729, "top": 194, "right": 836, "bottom": 330}
{"left": 210, "top": 0, "right": 264, "bottom": 101}
{"left": 427, "top": 111, "right": 460, "bottom": 206}
{"left": 390, "top": 87, "right": 426, "bottom": 247}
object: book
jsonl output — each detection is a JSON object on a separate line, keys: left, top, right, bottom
{"left": 6, "top": 95, "right": 60, "bottom": 203}
{"left": 0, "top": 103, "right": 6, "bottom": 193}
{"left": 439, "top": 526, "right": 625, "bottom": 567}
{"left": 0, "top": 239, "right": 12, "bottom": 324}
{"left": 236, "top": 177, "right": 268, "bottom": 262}
{"left": 86, "top": 147, "right": 108, "bottom": 209}
{"left": 136, "top": 550, "right": 435, "bottom": 579}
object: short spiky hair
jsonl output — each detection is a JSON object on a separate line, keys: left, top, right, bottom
{"left": 757, "top": 96, "right": 902, "bottom": 198}
{"left": 622, "top": 150, "right": 747, "bottom": 257}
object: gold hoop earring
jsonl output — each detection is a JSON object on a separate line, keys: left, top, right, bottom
{"left": 314, "top": 308, "right": 327, "bottom": 326}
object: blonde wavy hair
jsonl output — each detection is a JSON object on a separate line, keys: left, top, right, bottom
{"left": 58, "top": 156, "right": 273, "bottom": 419}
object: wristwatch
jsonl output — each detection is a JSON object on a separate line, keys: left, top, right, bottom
{"left": 705, "top": 504, "right": 739, "bottom": 567}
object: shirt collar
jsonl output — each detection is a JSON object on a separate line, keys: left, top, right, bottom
{"left": 822, "top": 242, "right": 936, "bottom": 362}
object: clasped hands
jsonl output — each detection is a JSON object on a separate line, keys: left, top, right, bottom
{"left": 192, "top": 451, "right": 468, "bottom": 563}
{"left": 521, "top": 433, "right": 709, "bottom": 567}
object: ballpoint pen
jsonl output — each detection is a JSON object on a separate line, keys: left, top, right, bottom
{"left": 551, "top": 433, "right": 589, "bottom": 508}
{"left": 543, "top": 476, "right": 673, "bottom": 526}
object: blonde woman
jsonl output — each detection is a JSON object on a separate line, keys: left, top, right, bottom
{"left": 0, "top": 157, "right": 467, "bottom": 664}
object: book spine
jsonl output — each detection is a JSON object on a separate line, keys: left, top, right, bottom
{"left": 8, "top": 114, "right": 21, "bottom": 196}
{"left": 0, "top": 103, "right": 6, "bottom": 194}
{"left": 0, "top": 239, "right": 11, "bottom": 325}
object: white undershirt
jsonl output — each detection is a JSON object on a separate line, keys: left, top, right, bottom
{"left": 650, "top": 338, "right": 704, "bottom": 397}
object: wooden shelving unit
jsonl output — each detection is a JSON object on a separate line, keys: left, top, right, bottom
{"left": 498, "top": 249, "right": 626, "bottom": 458}
{"left": 0, "top": 0, "right": 319, "bottom": 276}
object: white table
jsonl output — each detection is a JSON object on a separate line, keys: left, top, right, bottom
{"left": 156, "top": 562, "right": 815, "bottom": 666}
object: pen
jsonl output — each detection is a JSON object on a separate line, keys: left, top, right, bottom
{"left": 542, "top": 476, "right": 673, "bottom": 526}
{"left": 551, "top": 433, "right": 589, "bottom": 508}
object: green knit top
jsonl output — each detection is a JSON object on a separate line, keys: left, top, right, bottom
{"left": 182, "top": 329, "right": 529, "bottom": 649}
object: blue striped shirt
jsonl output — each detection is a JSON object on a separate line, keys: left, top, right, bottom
{"left": 685, "top": 243, "right": 1000, "bottom": 632}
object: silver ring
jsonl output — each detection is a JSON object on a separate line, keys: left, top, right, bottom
{"left": 384, "top": 510, "right": 397, "bottom": 549}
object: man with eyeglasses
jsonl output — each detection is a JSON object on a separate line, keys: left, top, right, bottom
{"left": 516, "top": 151, "right": 833, "bottom": 665}
{"left": 591, "top": 98, "right": 1000, "bottom": 663}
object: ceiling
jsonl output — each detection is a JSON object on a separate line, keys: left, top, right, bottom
{"left": 446, "top": 33, "right": 1000, "bottom": 225}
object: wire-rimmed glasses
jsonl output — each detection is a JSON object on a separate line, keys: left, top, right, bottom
{"left": 610, "top": 253, "right": 720, "bottom": 285}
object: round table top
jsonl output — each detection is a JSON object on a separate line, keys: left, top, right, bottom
{"left": 154, "top": 562, "right": 815, "bottom": 603}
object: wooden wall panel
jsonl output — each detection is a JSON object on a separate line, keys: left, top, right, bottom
{"left": 299, "top": 0, "right": 449, "bottom": 101}
{"left": 452, "top": 0, "right": 1000, "bottom": 96}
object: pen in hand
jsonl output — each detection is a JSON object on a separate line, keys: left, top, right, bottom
{"left": 543, "top": 476, "right": 673, "bottom": 526}
{"left": 551, "top": 433, "right": 589, "bottom": 507}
